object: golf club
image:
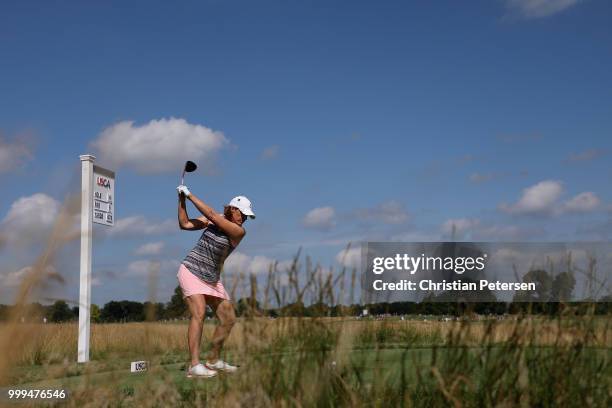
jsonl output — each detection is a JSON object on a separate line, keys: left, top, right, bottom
{"left": 181, "top": 160, "right": 198, "bottom": 185}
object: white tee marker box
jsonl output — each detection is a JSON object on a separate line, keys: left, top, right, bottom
{"left": 130, "top": 361, "right": 149, "bottom": 373}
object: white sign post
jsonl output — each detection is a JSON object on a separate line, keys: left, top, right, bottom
{"left": 78, "top": 155, "right": 115, "bottom": 363}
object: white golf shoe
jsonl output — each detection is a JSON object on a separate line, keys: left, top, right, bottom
{"left": 186, "top": 363, "right": 218, "bottom": 378}
{"left": 205, "top": 359, "right": 238, "bottom": 373}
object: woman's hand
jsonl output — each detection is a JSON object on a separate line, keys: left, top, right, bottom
{"left": 177, "top": 185, "right": 191, "bottom": 197}
{"left": 178, "top": 185, "right": 209, "bottom": 230}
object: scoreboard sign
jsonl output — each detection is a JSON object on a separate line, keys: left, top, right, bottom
{"left": 93, "top": 165, "right": 115, "bottom": 226}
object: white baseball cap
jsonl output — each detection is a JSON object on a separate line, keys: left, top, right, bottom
{"left": 227, "top": 195, "right": 255, "bottom": 219}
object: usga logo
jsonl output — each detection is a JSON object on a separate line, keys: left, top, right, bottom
{"left": 97, "top": 177, "right": 111, "bottom": 188}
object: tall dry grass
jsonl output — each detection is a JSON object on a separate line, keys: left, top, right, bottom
{"left": 0, "top": 196, "right": 610, "bottom": 406}
{"left": 0, "top": 194, "right": 80, "bottom": 384}
{"left": 1, "top": 318, "right": 610, "bottom": 406}
{"left": 1, "top": 316, "right": 609, "bottom": 369}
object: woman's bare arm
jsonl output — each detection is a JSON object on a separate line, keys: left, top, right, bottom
{"left": 178, "top": 194, "right": 209, "bottom": 230}
{"left": 186, "top": 193, "right": 245, "bottom": 243}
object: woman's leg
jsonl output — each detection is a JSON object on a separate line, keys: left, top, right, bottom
{"left": 184, "top": 294, "right": 207, "bottom": 366}
{"left": 206, "top": 297, "right": 236, "bottom": 363}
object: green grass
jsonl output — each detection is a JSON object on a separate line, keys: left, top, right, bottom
{"left": 7, "top": 344, "right": 610, "bottom": 407}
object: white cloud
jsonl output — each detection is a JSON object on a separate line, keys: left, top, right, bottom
{"left": 505, "top": 0, "right": 582, "bottom": 19}
{"left": 1, "top": 266, "right": 32, "bottom": 287}
{"left": 127, "top": 260, "right": 155, "bottom": 277}
{"left": 0, "top": 136, "right": 33, "bottom": 174}
{"left": 389, "top": 230, "right": 441, "bottom": 242}
{"left": 564, "top": 149, "right": 607, "bottom": 163}
{"left": 335, "top": 246, "right": 361, "bottom": 269}
{"left": 91, "top": 117, "right": 228, "bottom": 173}
{"left": 561, "top": 192, "right": 600, "bottom": 213}
{"left": 303, "top": 206, "right": 336, "bottom": 231}
{"left": 500, "top": 181, "right": 601, "bottom": 217}
{"left": 442, "top": 218, "right": 481, "bottom": 238}
{"left": 223, "top": 251, "right": 291, "bottom": 275}
{"left": 127, "top": 259, "right": 180, "bottom": 277}
{"left": 134, "top": 241, "right": 165, "bottom": 256}
{"left": 499, "top": 180, "right": 563, "bottom": 215}
{"left": 0, "top": 194, "right": 62, "bottom": 246}
{"left": 223, "top": 251, "right": 251, "bottom": 274}
{"left": 2, "top": 193, "right": 60, "bottom": 229}
{"left": 0, "top": 265, "right": 57, "bottom": 287}
{"left": 486, "top": 248, "right": 529, "bottom": 272}
{"left": 250, "top": 256, "right": 282, "bottom": 275}
{"left": 477, "top": 225, "right": 534, "bottom": 240}
{"left": 354, "top": 201, "right": 410, "bottom": 225}
{"left": 248, "top": 255, "right": 287, "bottom": 275}
{"left": 108, "top": 215, "right": 176, "bottom": 237}
{"left": 441, "top": 218, "right": 542, "bottom": 241}
{"left": 487, "top": 246, "right": 590, "bottom": 278}
{"left": 260, "top": 145, "right": 280, "bottom": 160}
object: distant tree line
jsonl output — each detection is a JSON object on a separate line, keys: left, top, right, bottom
{"left": 1, "top": 287, "right": 610, "bottom": 323}
{"left": 0, "top": 286, "right": 191, "bottom": 323}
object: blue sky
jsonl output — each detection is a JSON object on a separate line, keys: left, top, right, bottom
{"left": 1, "top": 0, "right": 611, "bottom": 305}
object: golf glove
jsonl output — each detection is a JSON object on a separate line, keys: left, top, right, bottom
{"left": 177, "top": 185, "right": 191, "bottom": 197}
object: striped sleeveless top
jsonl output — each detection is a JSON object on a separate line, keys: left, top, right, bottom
{"left": 182, "top": 223, "right": 234, "bottom": 283}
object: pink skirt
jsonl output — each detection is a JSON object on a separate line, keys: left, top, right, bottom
{"left": 177, "top": 264, "right": 230, "bottom": 300}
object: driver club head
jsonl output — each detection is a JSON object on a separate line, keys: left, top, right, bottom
{"left": 184, "top": 161, "right": 197, "bottom": 173}
{"left": 181, "top": 161, "right": 198, "bottom": 185}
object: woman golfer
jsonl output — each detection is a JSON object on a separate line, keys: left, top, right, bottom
{"left": 176, "top": 184, "right": 255, "bottom": 378}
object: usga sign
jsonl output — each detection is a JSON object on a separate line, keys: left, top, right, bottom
{"left": 93, "top": 165, "right": 115, "bottom": 226}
